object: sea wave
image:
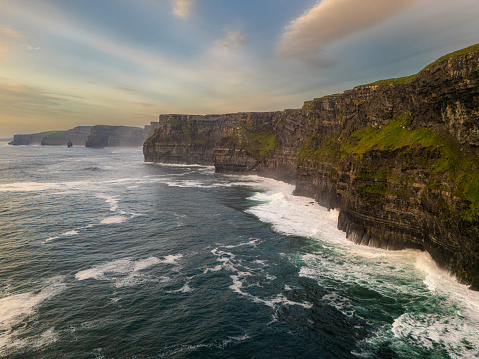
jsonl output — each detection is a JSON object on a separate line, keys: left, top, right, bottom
{"left": 246, "top": 176, "right": 479, "bottom": 357}
{"left": 0, "top": 277, "right": 65, "bottom": 355}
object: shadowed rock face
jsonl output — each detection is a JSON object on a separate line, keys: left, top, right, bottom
{"left": 144, "top": 44, "right": 479, "bottom": 290}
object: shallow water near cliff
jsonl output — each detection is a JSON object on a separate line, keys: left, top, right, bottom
{"left": 1, "top": 143, "right": 479, "bottom": 358}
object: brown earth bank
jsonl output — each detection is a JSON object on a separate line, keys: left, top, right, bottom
{"left": 144, "top": 44, "right": 479, "bottom": 290}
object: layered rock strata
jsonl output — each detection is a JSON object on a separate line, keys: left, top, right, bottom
{"left": 144, "top": 44, "right": 479, "bottom": 290}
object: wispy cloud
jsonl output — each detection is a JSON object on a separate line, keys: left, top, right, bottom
{"left": 0, "top": 25, "right": 23, "bottom": 39}
{"left": 279, "top": 0, "right": 417, "bottom": 61}
{"left": 170, "top": 0, "right": 194, "bottom": 19}
{"left": 215, "top": 29, "right": 246, "bottom": 50}
{"left": 0, "top": 25, "right": 23, "bottom": 60}
{"left": 0, "top": 81, "right": 77, "bottom": 120}
{"left": 115, "top": 86, "right": 136, "bottom": 92}
{"left": 130, "top": 101, "right": 156, "bottom": 108}
{"left": 0, "top": 25, "right": 41, "bottom": 55}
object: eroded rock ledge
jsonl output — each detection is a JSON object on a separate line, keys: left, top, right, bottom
{"left": 144, "top": 44, "right": 479, "bottom": 290}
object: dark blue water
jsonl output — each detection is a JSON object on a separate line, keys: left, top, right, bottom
{"left": 1, "top": 143, "right": 479, "bottom": 358}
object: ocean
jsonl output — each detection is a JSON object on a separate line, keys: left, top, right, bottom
{"left": 1, "top": 142, "right": 479, "bottom": 358}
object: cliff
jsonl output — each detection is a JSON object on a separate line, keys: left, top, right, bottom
{"left": 41, "top": 126, "right": 92, "bottom": 146}
{"left": 85, "top": 125, "right": 146, "bottom": 147}
{"left": 10, "top": 124, "right": 153, "bottom": 147}
{"left": 9, "top": 131, "right": 60, "bottom": 145}
{"left": 144, "top": 44, "right": 479, "bottom": 290}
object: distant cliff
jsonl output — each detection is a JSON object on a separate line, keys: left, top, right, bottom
{"left": 10, "top": 123, "right": 158, "bottom": 147}
{"left": 144, "top": 44, "right": 479, "bottom": 290}
{"left": 41, "top": 126, "right": 92, "bottom": 146}
{"left": 85, "top": 125, "right": 146, "bottom": 147}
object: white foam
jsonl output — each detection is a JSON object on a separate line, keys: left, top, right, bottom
{"left": 100, "top": 215, "right": 128, "bottom": 224}
{"left": 229, "top": 273, "right": 312, "bottom": 309}
{"left": 245, "top": 179, "right": 343, "bottom": 241}
{"left": 160, "top": 254, "right": 183, "bottom": 265}
{"left": 0, "top": 176, "right": 163, "bottom": 194}
{"left": 245, "top": 176, "right": 479, "bottom": 356}
{"left": 391, "top": 311, "right": 479, "bottom": 358}
{"left": 223, "top": 238, "right": 261, "bottom": 249}
{"left": 96, "top": 194, "right": 119, "bottom": 212}
{"left": 149, "top": 163, "right": 214, "bottom": 169}
{"left": 0, "top": 277, "right": 65, "bottom": 354}
{"left": 211, "top": 246, "right": 312, "bottom": 309}
{"left": 62, "top": 230, "right": 79, "bottom": 236}
{"left": 168, "top": 282, "right": 193, "bottom": 294}
{"left": 0, "top": 182, "right": 58, "bottom": 192}
{"left": 165, "top": 179, "right": 231, "bottom": 188}
{"left": 134, "top": 257, "right": 161, "bottom": 271}
{"left": 75, "top": 257, "right": 162, "bottom": 288}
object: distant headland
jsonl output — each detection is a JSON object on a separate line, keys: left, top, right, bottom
{"left": 9, "top": 122, "right": 159, "bottom": 147}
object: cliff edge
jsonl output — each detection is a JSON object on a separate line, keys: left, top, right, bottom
{"left": 144, "top": 44, "right": 479, "bottom": 289}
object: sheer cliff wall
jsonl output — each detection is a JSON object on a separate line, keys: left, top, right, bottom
{"left": 144, "top": 44, "right": 479, "bottom": 289}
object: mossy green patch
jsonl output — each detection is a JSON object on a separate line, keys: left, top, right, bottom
{"left": 339, "top": 113, "right": 438, "bottom": 157}
{"left": 299, "top": 112, "right": 479, "bottom": 221}
{"left": 242, "top": 129, "right": 278, "bottom": 160}
{"left": 356, "top": 182, "right": 389, "bottom": 204}
{"left": 298, "top": 132, "right": 341, "bottom": 163}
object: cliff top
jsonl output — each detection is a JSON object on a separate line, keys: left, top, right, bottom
{"left": 357, "top": 43, "right": 479, "bottom": 88}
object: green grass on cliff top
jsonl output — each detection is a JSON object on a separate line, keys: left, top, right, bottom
{"left": 359, "top": 43, "right": 479, "bottom": 87}
{"left": 299, "top": 113, "right": 479, "bottom": 221}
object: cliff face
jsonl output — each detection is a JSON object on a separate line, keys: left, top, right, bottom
{"left": 144, "top": 44, "right": 479, "bottom": 290}
{"left": 85, "top": 125, "right": 146, "bottom": 147}
{"left": 41, "top": 126, "right": 93, "bottom": 146}
{"left": 10, "top": 132, "right": 51, "bottom": 145}
{"left": 144, "top": 114, "right": 238, "bottom": 164}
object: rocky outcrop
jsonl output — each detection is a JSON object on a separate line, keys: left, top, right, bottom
{"left": 144, "top": 44, "right": 479, "bottom": 290}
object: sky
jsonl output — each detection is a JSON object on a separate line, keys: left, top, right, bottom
{"left": 0, "top": 0, "right": 478, "bottom": 138}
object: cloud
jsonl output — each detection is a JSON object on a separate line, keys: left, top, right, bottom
{"left": 170, "top": 0, "right": 194, "bottom": 19}
{"left": 130, "top": 101, "right": 156, "bottom": 108}
{"left": 279, "top": 0, "right": 417, "bottom": 60}
{"left": 215, "top": 29, "right": 246, "bottom": 49}
{"left": 0, "top": 25, "right": 23, "bottom": 60}
{"left": 115, "top": 86, "right": 136, "bottom": 92}
{"left": 0, "top": 25, "right": 22, "bottom": 39}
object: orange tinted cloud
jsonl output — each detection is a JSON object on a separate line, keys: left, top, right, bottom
{"left": 170, "top": 0, "right": 194, "bottom": 19}
{"left": 279, "top": 0, "right": 417, "bottom": 60}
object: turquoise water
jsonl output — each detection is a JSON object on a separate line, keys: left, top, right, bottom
{"left": 1, "top": 143, "right": 479, "bottom": 358}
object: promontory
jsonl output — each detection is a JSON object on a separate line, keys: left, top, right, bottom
{"left": 144, "top": 44, "right": 479, "bottom": 290}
